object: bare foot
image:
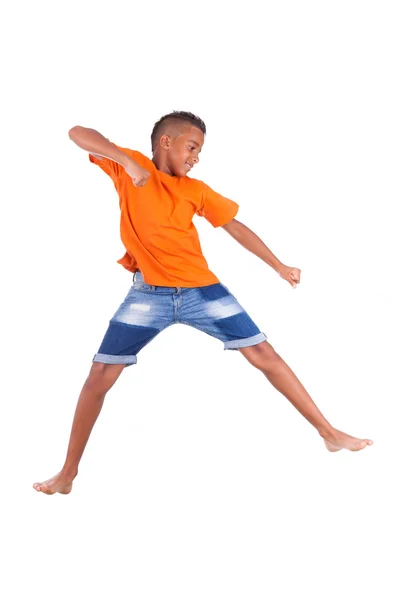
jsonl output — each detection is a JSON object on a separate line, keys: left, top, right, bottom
{"left": 320, "top": 428, "right": 374, "bottom": 452}
{"left": 33, "top": 471, "right": 76, "bottom": 495}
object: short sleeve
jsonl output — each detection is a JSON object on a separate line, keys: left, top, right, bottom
{"left": 196, "top": 183, "right": 239, "bottom": 228}
{"left": 88, "top": 145, "right": 130, "bottom": 182}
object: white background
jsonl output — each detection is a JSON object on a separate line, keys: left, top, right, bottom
{"left": 1, "top": 1, "right": 399, "bottom": 598}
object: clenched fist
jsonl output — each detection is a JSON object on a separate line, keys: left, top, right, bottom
{"left": 124, "top": 159, "right": 150, "bottom": 187}
{"left": 278, "top": 265, "right": 301, "bottom": 288}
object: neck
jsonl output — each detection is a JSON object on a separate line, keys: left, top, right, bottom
{"left": 152, "top": 155, "right": 175, "bottom": 176}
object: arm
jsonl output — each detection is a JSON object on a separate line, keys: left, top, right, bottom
{"left": 68, "top": 126, "right": 150, "bottom": 187}
{"left": 222, "top": 218, "right": 301, "bottom": 287}
{"left": 222, "top": 218, "right": 282, "bottom": 270}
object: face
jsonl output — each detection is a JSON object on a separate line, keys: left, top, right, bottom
{"left": 161, "top": 125, "right": 204, "bottom": 177}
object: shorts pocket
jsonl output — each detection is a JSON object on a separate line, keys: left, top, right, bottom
{"left": 132, "top": 281, "right": 155, "bottom": 292}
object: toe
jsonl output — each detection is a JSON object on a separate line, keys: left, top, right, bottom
{"left": 360, "top": 439, "right": 373, "bottom": 450}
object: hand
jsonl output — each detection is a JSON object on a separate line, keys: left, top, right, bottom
{"left": 124, "top": 159, "right": 150, "bottom": 187}
{"left": 278, "top": 265, "right": 301, "bottom": 288}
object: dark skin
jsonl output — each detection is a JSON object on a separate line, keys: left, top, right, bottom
{"left": 33, "top": 124, "right": 373, "bottom": 495}
{"left": 153, "top": 123, "right": 203, "bottom": 177}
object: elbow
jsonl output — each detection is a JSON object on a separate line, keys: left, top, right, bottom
{"left": 68, "top": 125, "right": 85, "bottom": 140}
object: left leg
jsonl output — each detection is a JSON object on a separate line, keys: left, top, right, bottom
{"left": 240, "top": 341, "right": 373, "bottom": 452}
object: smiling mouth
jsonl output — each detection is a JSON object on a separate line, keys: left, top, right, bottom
{"left": 185, "top": 162, "right": 192, "bottom": 169}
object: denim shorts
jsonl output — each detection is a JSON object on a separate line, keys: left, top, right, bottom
{"left": 93, "top": 272, "right": 267, "bottom": 366}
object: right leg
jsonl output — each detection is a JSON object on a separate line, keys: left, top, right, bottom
{"left": 33, "top": 362, "right": 125, "bottom": 495}
{"left": 34, "top": 277, "right": 174, "bottom": 495}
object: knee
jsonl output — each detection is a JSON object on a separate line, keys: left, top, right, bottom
{"left": 85, "top": 362, "right": 123, "bottom": 394}
{"left": 241, "top": 342, "right": 282, "bottom": 372}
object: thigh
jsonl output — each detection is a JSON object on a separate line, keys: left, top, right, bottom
{"left": 111, "top": 281, "right": 174, "bottom": 327}
{"left": 178, "top": 283, "right": 267, "bottom": 350}
{"left": 94, "top": 283, "right": 174, "bottom": 365}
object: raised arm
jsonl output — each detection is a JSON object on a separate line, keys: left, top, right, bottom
{"left": 68, "top": 126, "right": 150, "bottom": 187}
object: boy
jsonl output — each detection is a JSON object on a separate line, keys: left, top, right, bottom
{"left": 33, "top": 111, "right": 373, "bottom": 495}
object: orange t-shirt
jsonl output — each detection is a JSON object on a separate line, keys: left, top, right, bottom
{"left": 89, "top": 147, "right": 239, "bottom": 287}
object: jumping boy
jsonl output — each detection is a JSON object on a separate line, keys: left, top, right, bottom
{"left": 33, "top": 111, "right": 373, "bottom": 495}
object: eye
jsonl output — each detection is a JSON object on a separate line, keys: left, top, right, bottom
{"left": 189, "top": 145, "right": 195, "bottom": 151}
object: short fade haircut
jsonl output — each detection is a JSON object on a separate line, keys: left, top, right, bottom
{"left": 151, "top": 111, "right": 206, "bottom": 153}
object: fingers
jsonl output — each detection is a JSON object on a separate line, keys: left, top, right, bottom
{"left": 290, "top": 269, "right": 301, "bottom": 285}
{"left": 133, "top": 174, "right": 150, "bottom": 187}
{"left": 133, "top": 177, "right": 148, "bottom": 187}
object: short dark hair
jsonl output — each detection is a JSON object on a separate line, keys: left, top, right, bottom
{"left": 151, "top": 111, "right": 206, "bottom": 152}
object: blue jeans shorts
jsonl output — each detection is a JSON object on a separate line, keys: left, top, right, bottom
{"left": 93, "top": 272, "right": 267, "bottom": 366}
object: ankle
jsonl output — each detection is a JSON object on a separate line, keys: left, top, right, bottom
{"left": 61, "top": 465, "right": 78, "bottom": 480}
{"left": 317, "top": 425, "right": 336, "bottom": 440}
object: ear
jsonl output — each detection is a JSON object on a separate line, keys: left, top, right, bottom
{"left": 160, "top": 134, "right": 172, "bottom": 151}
